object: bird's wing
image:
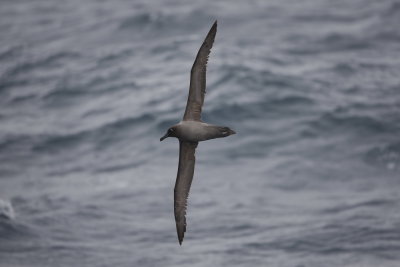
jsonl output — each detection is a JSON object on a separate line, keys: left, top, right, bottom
{"left": 183, "top": 21, "right": 217, "bottom": 122}
{"left": 174, "top": 141, "right": 198, "bottom": 245}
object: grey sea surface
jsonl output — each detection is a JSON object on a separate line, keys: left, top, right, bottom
{"left": 1, "top": 0, "right": 400, "bottom": 266}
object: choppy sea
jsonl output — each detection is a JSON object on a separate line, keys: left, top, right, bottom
{"left": 1, "top": 0, "right": 400, "bottom": 266}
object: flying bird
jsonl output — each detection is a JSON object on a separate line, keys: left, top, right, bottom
{"left": 160, "top": 21, "right": 236, "bottom": 245}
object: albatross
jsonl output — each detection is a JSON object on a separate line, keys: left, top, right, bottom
{"left": 160, "top": 21, "right": 236, "bottom": 245}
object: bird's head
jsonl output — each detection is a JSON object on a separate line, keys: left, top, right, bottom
{"left": 160, "top": 126, "right": 177, "bottom": 141}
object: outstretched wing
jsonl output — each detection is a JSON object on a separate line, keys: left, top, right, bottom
{"left": 174, "top": 141, "right": 198, "bottom": 245}
{"left": 183, "top": 21, "right": 217, "bottom": 122}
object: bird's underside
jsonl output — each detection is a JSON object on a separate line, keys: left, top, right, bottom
{"left": 161, "top": 20, "right": 235, "bottom": 245}
{"left": 173, "top": 21, "right": 217, "bottom": 245}
{"left": 174, "top": 141, "right": 197, "bottom": 245}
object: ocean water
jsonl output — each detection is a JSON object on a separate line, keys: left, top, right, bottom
{"left": 1, "top": 0, "right": 400, "bottom": 266}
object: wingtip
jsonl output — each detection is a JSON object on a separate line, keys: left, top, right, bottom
{"left": 178, "top": 235, "right": 184, "bottom": 245}
{"left": 213, "top": 20, "right": 217, "bottom": 30}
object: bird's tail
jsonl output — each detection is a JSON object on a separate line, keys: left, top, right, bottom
{"left": 218, "top": 127, "right": 236, "bottom": 137}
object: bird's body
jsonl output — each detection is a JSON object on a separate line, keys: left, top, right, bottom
{"left": 160, "top": 20, "right": 235, "bottom": 245}
{"left": 165, "top": 121, "right": 235, "bottom": 142}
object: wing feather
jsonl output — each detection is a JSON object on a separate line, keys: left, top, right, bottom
{"left": 183, "top": 21, "right": 217, "bottom": 121}
{"left": 174, "top": 141, "right": 198, "bottom": 245}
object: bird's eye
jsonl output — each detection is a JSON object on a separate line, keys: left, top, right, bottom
{"left": 169, "top": 129, "right": 173, "bottom": 133}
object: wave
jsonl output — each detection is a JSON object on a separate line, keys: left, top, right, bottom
{"left": 32, "top": 113, "right": 155, "bottom": 153}
{"left": 213, "top": 95, "right": 314, "bottom": 117}
{"left": 0, "top": 199, "right": 14, "bottom": 220}
{"left": 0, "top": 113, "right": 155, "bottom": 158}
{"left": 1, "top": 52, "right": 81, "bottom": 78}
{"left": 41, "top": 77, "right": 137, "bottom": 107}
{"left": 364, "top": 142, "right": 400, "bottom": 171}
{"left": 320, "top": 198, "right": 397, "bottom": 214}
{"left": 306, "top": 112, "right": 392, "bottom": 136}
{"left": 0, "top": 45, "right": 23, "bottom": 62}
{"left": 245, "top": 223, "right": 400, "bottom": 257}
{"left": 0, "top": 220, "right": 34, "bottom": 241}
{"left": 117, "top": 9, "right": 212, "bottom": 33}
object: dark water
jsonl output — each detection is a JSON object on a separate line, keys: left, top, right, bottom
{"left": 1, "top": 0, "right": 400, "bottom": 266}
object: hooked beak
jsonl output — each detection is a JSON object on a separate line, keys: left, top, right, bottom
{"left": 160, "top": 132, "right": 169, "bottom": 141}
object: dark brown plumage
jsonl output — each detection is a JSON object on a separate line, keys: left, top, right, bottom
{"left": 183, "top": 21, "right": 217, "bottom": 122}
{"left": 174, "top": 141, "right": 197, "bottom": 245}
{"left": 160, "top": 20, "right": 235, "bottom": 245}
{"left": 175, "top": 21, "right": 217, "bottom": 245}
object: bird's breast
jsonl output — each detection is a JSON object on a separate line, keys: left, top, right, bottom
{"left": 176, "top": 121, "right": 209, "bottom": 142}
